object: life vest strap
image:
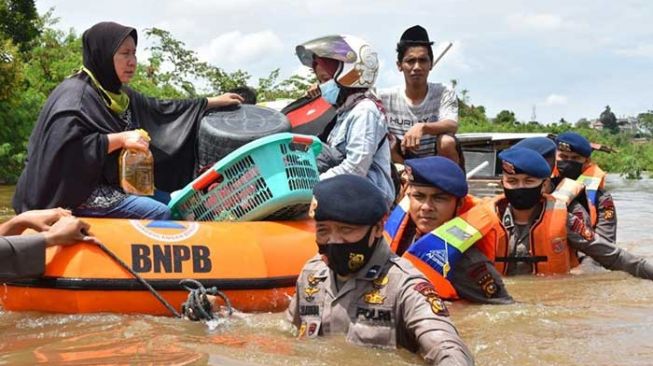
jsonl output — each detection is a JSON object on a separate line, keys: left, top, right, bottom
{"left": 495, "top": 256, "right": 548, "bottom": 264}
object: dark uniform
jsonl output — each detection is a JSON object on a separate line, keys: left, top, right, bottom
{"left": 389, "top": 157, "right": 512, "bottom": 304}
{"left": 0, "top": 235, "right": 46, "bottom": 280}
{"left": 497, "top": 146, "right": 653, "bottom": 279}
{"left": 555, "top": 132, "right": 618, "bottom": 243}
{"left": 397, "top": 220, "right": 512, "bottom": 304}
{"left": 446, "top": 246, "right": 512, "bottom": 304}
{"left": 594, "top": 190, "right": 617, "bottom": 244}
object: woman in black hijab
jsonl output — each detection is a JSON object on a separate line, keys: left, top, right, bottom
{"left": 12, "top": 22, "right": 243, "bottom": 219}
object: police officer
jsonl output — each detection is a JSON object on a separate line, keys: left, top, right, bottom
{"left": 385, "top": 156, "right": 512, "bottom": 304}
{"left": 554, "top": 132, "right": 616, "bottom": 244}
{"left": 286, "top": 174, "right": 474, "bottom": 365}
{"left": 513, "top": 136, "right": 590, "bottom": 223}
{"left": 491, "top": 147, "right": 653, "bottom": 279}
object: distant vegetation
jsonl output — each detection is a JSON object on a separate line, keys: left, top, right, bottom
{"left": 0, "top": 2, "right": 312, "bottom": 183}
{"left": 1, "top": 1, "right": 650, "bottom": 183}
{"left": 456, "top": 90, "right": 653, "bottom": 179}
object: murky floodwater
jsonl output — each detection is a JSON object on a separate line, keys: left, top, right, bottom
{"left": 1, "top": 175, "right": 652, "bottom": 365}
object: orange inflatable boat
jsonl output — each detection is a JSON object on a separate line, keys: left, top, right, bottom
{"left": 0, "top": 218, "right": 317, "bottom": 315}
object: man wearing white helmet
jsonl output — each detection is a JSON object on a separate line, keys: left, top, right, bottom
{"left": 296, "top": 35, "right": 395, "bottom": 206}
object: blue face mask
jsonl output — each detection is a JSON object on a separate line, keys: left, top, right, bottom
{"left": 319, "top": 79, "right": 340, "bottom": 105}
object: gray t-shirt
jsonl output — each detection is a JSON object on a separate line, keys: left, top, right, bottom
{"left": 377, "top": 82, "right": 458, "bottom": 157}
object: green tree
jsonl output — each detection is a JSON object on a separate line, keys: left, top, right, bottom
{"left": 600, "top": 105, "right": 618, "bottom": 134}
{"left": 256, "top": 68, "right": 313, "bottom": 102}
{"left": 22, "top": 21, "right": 82, "bottom": 101}
{"left": 0, "top": 37, "right": 27, "bottom": 182}
{"left": 495, "top": 110, "right": 517, "bottom": 125}
{"left": 575, "top": 118, "right": 590, "bottom": 129}
{"left": 143, "top": 27, "right": 250, "bottom": 97}
{"left": 0, "top": 0, "right": 41, "bottom": 53}
{"left": 637, "top": 110, "right": 653, "bottom": 133}
{"left": 0, "top": 37, "right": 23, "bottom": 100}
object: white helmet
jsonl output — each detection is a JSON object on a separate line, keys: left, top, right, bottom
{"left": 296, "top": 35, "right": 379, "bottom": 89}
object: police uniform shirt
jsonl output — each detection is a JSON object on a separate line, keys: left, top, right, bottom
{"left": 0, "top": 235, "right": 46, "bottom": 280}
{"left": 500, "top": 197, "right": 653, "bottom": 280}
{"left": 397, "top": 220, "right": 512, "bottom": 305}
{"left": 595, "top": 190, "right": 617, "bottom": 244}
{"left": 567, "top": 209, "right": 653, "bottom": 280}
{"left": 287, "top": 241, "right": 474, "bottom": 366}
{"left": 446, "top": 246, "right": 514, "bottom": 304}
{"left": 501, "top": 204, "right": 544, "bottom": 276}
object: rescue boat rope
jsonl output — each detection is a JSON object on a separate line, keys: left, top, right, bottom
{"left": 94, "top": 241, "right": 181, "bottom": 318}
{"left": 180, "top": 279, "right": 233, "bottom": 321}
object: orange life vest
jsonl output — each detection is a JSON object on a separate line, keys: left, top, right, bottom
{"left": 576, "top": 163, "right": 607, "bottom": 227}
{"left": 490, "top": 194, "right": 579, "bottom": 275}
{"left": 384, "top": 195, "right": 499, "bottom": 299}
{"left": 551, "top": 178, "right": 585, "bottom": 206}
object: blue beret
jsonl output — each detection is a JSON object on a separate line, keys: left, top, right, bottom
{"left": 498, "top": 147, "right": 551, "bottom": 178}
{"left": 555, "top": 132, "right": 592, "bottom": 157}
{"left": 404, "top": 157, "right": 468, "bottom": 198}
{"left": 513, "top": 137, "right": 557, "bottom": 158}
{"left": 311, "top": 175, "right": 388, "bottom": 225}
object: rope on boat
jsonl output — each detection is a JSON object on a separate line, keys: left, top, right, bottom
{"left": 94, "top": 241, "right": 181, "bottom": 318}
{"left": 180, "top": 279, "right": 233, "bottom": 321}
{"left": 92, "top": 238, "right": 232, "bottom": 321}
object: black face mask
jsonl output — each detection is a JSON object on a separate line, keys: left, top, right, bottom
{"left": 504, "top": 184, "right": 543, "bottom": 210}
{"left": 557, "top": 160, "right": 584, "bottom": 180}
{"left": 317, "top": 227, "right": 378, "bottom": 276}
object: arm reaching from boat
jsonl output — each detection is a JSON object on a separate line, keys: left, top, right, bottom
{"left": 0, "top": 208, "right": 71, "bottom": 236}
{"left": 0, "top": 235, "right": 46, "bottom": 280}
{"left": 206, "top": 93, "right": 244, "bottom": 109}
{"left": 0, "top": 215, "right": 95, "bottom": 280}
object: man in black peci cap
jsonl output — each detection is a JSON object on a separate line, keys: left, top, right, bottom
{"left": 378, "top": 25, "right": 459, "bottom": 164}
{"left": 286, "top": 174, "right": 474, "bottom": 365}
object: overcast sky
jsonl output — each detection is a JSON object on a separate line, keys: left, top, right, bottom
{"left": 37, "top": 0, "right": 652, "bottom": 124}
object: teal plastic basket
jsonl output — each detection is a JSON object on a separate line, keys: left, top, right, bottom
{"left": 169, "top": 133, "right": 322, "bottom": 221}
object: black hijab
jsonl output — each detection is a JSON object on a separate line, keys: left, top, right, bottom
{"left": 82, "top": 22, "right": 137, "bottom": 93}
{"left": 13, "top": 22, "right": 207, "bottom": 213}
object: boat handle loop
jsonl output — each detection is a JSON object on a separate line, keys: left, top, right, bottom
{"left": 180, "top": 279, "right": 234, "bottom": 321}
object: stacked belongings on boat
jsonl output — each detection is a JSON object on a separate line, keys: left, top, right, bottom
{"left": 170, "top": 131, "right": 322, "bottom": 221}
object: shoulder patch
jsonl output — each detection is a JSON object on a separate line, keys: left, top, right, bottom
{"left": 570, "top": 214, "right": 594, "bottom": 241}
{"left": 477, "top": 273, "right": 498, "bottom": 298}
{"left": 414, "top": 282, "right": 449, "bottom": 316}
{"left": 600, "top": 196, "right": 615, "bottom": 221}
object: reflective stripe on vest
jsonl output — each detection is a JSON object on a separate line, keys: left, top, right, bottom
{"left": 492, "top": 195, "right": 578, "bottom": 275}
{"left": 551, "top": 178, "right": 584, "bottom": 206}
{"left": 384, "top": 195, "right": 498, "bottom": 299}
{"left": 576, "top": 163, "right": 606, "bottom": 227}
{"left": 385, "top": 198, "right": 410, "bottom": 253}
{"left": 406, "top": 216, "right": 483, "bottom": 278}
